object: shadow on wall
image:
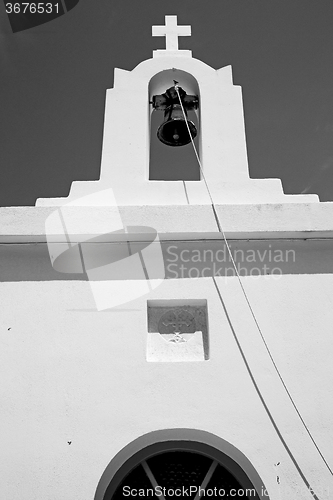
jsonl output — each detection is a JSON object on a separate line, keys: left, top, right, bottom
{"left": 1, "top": 239, "right": 333, "bottom": 281}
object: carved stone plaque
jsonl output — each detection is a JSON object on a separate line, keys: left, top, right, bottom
{"left": 158, "top": 309, "right": 196, "bottom": 335}
{"left": 147, "top": 301, "right": 208, "bottom": 360}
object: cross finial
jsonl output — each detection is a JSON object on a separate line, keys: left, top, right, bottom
{"left": 152, "top": 15, "right": 191, "bottom": 52}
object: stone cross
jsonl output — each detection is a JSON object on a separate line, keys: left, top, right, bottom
{"left": 152, "top": 15, "right": 191, "bottom": 51}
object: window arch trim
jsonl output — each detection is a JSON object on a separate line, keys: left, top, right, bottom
{"left": 94, "top": 429, "right": 269, "bottom": 500}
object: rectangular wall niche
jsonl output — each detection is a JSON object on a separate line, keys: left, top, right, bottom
{"left": 146, "top": 300, "right": 209, "bottom": 362}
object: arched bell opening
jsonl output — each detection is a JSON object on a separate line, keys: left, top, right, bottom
{"left": 148, "top": 69, "right": 201, "bottom": 181}
{"left": 95, "top": 430, "right": 268, "bottom": 500}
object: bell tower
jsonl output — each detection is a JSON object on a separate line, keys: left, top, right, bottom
{"left": 36, "top": 15, "right": 318, "bottom": 207}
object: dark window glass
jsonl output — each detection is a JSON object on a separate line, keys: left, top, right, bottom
{"left": 112, "top": 451, "right": 245, "bottom": 500}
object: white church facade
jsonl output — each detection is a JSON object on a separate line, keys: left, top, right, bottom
{"left": 1, "top": 15, "right": 333, "bottom": 500}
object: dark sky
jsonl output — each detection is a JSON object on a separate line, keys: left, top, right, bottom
{"left": 1, "top": 0, "right": 333, "bottom": 206}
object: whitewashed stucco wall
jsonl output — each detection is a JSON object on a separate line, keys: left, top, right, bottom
{"left": 0, "top": 272, "right": 333, "bottom": 500}
{"left": 1, "top": 204, "right": 333, "bottom": 500}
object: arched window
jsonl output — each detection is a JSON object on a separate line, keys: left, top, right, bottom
{"left": 102, "top": 441, "right": 260, "bottom": 500}
{"left": 149, "top": 70, "right": 201, "bottom": 181}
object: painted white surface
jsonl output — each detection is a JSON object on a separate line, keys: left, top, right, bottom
{"left": 2, "top": 203, "right": 333, "bottom": 243}
{"left": 146, "top": 331, "right": 205, "bottom": 362}
{"left": 1, "top": 276, "right": 333, "bottom": 499}
{"left": 152, "top": 15, "right": 191, "bottom": 52}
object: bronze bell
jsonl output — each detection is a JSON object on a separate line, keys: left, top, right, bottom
{"left": 157, "top": 104, "right": 197, "bottom": 147}
{"left": 153, "top": 85, "right": 199, "bottom": 147}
